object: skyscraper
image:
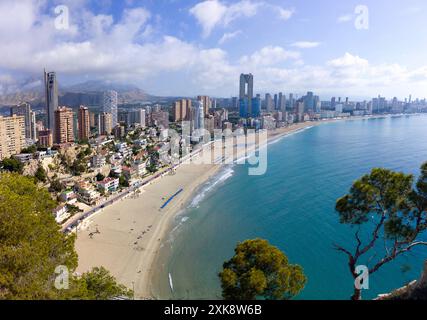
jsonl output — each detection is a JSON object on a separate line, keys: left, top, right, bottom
{"left": 10, "top": 102, "right": 36, "bottom": 140}
{"left": 193, "top": 101, "right": 204, "bottom": 130}
{"left": 54, "top": 107, "right": 74, "bottom": 144}
{"left": 197, "top": 96, "right": 211, "bottom": 117}
{"left": 98, "top": 112, "right": 113, "bottom": 136}
{"left": 173, "top": 99, "right": 192, "bottom": 122}
{"left": 278, "top": 92, "right": 286, "bottom": 113}
{"left": 78, "top": 106, "right": 90, "bottom": 141}
{"left": 265, "top": 93, "right": 274, "bottom": 112}
{"left": 303, "top": 91, "right": 314, "bottom": 111}
{"left": 103, "top": 90, "right": 118, "bottom": 127}
{"left": 0, "top": 115, "right": 26, "bottom": 160}
{"left": 239, "top": 73, "right": 254, "bottom": 117}
{"left": 44, "top": 70, "right": 58, "bottom": 130}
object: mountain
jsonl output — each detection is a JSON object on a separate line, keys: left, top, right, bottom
{"left": 0, "top": 79, "right": 154, "bottom": 109}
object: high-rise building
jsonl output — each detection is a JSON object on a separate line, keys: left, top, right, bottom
{"left": 197, "top": 96, "right": 211, "bottom": 117}
{"left": 38, "top": 129, "right": 53, "bottom": 148}
{"left": 331, "top": 97, "right": 336, "bottom": 110}
{"left": 296, "top": 101, "right": 305, "bottom": 122}
{"left": 54, "top": 107, "right": 74, "bottom": 144}
{"left": 78, "top": 106, "right": 90, "bottom": 141}
{"left": 288, "top": 93, "right": 295, "bottom": 110}
{"left": 205, "top": 115, "right": 215, "bottom": 134}
{"left": 239, "top": 74, "right": 254, "bottom": 117}
{"left": 130, "top": 109, "right": 146, "bottom": 128}
{"left": 314, "top": 96, "right": 321, "bottom": 113}
{"left": 278, "top": 92, "right": 286, "bottom": 113}
{"left": 10, "top": 102, "right": 36, "bottom": 140}
{"left": 151, "top": 111, "right": 169, "bottom": 129}
{"left": 303, "top": 92, "right": 314, "bottom": 111}
{"left": 251, "top": 96, "right": 261, "bottom": 118}
{"left": 103, "top": 90, "right": 118, "bottom": 127}
{"left": 193, "top": 101, "right": 204, "bottom": 130}
{"left": 265, "top": 93, "right": 274, "bottom": 112}
{"left": 98, "top": 112, "right": 113, "bottom": 136}
{"left": 89, "top": 112, "right": 96, "bottom": 128}
{"left": 44, "top": 70, "right": 58, "bottom": 130}
{"left": 172, "top": 99, "right": 192, "bottom": 122}
{"left": 0, "top": 115, "right": 26, "bottom": 160}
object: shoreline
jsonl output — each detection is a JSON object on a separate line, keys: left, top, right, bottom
{"left": 74, "top": 114, "right": 413, "bottom": 299}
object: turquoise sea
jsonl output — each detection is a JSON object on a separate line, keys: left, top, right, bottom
{"left": 153, "top": 115, "right": 427, "bottom": 300}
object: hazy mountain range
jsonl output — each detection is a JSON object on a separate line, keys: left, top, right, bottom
{"left": 0, "top": 80, "right": 155, "bottom": 109}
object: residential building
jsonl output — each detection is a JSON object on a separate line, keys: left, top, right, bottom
{"left": 75, "top": 181, "right": 100, "bottom": 205}
{"left": 97, "top": 177, "right": 119, "bottom": 193}
{"left": 38, "top": 129, "right": 53, "bottom": 148}
{"left": 151, "top": 111, "right": 169, "bottom": 129}
{"left": 78, "top": 106, "right": 90, "bottom": 141}
{"left": 54, "top": 107, "right": 74, "bottom": 144}
{"left": 98, "top": 112, "right": 113, "bottom": 136}
{"left": 0, "top": 115, "right": 26, "bottom": 160}
{"left": 10, "top": 102, "right": 36, "bottom": 140}
{"left": 197, "top": 96, "right": 211, "bottom": 117}
{"left": 172, "top": 99, "right": 192, "bottom": 122}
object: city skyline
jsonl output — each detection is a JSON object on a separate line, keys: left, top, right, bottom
{"left": 1, "top": 0, "right": 427, "bottom": 100}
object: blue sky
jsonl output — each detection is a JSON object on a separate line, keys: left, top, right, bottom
{"left": 0, "top": 0, "right": 427, "bottom": 100}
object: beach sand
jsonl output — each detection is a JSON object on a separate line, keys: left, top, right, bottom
{"left": 74, "top": 121, "right": 326, "bottom": 299}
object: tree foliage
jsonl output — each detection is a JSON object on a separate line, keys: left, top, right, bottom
{"left": 0, "top": 173, "right": 132, "bottom": 300}
{"left": 34, "top": 165, "right": 47, "bottom": 183}
{"left": 81, "top": 267, "right": 133, "bottom": 300}
{"left": 335, "top": 166, "right": 427, "bottom": 300}
{"left": 219, "top": 239, "right": 306, "bottom": 300}
{"left": 0, "top": 157, "right": 24, "bottom": 173}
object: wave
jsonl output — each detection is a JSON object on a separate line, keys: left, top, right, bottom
{"left": 268, "top": 126, "right": 314, "bottom": 146}
{"left": 188, "top": 166, "right": 235, "bottom": 208}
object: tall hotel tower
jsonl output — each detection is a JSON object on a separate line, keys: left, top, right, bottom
{"left": 103, "top": 90, "right": 118, "bottom": 127}
{"left": 44, "top": 70, "right": 58, "bottom": 130}
{"left": 239, "top": 73, "right": 254, "bottom": 117}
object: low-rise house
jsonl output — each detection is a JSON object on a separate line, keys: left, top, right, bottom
{"left": 91, "top": 155, "right": 106, "bottom": 168}
{"left": 122, "top": 165, "right": 138, "bottom": 182}
{"left": 75, "top": 181, "right": 101, "bottom": 205}
{"left": 132, "top": 160, "right": 147, "bottom": 177}
{"left": 133, "top": 139, "right": 147, "bottom": 148}
{"left": 59, "top": 189, "right": 77, "bottom": 205}
{"left": 53, "top": 205, "right": 69, "bottom": 224}
{"left": 97, "top": 177, "right": 119, "bottom": 193}
{"left": 110, "top": 163, "right": 122, "bottom": 176}
{"left": 14, "top": 153, "right": 33, "bottom": 163}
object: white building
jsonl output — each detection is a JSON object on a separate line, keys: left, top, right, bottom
{"left": 53, "top": 205, "right": 69, "bottom": 224}
{"left": 97, "top": 177, "right": 120, "bottom": 193}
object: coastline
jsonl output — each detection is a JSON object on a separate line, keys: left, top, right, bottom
{"left": 74, "top": 114, "right": 411, "bottom": 299}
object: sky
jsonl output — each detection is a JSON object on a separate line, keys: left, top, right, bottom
{"left": 1, "top": 0, "right": 427, "bottom": 100}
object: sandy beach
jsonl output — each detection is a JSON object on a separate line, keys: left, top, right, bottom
{"left": 74, "top": 120, "right": 338, "bottom": 299}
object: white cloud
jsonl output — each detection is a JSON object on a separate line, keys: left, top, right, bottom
{"left": 327, "top": 52, "right": 369, "bottom": 68}
{"left": 276, "top": 7, "right": 294, "bottom": 21}
{"left": 291, "top": 41, "right": 321, "bottom": 49}
{"left": 1, "top": 1, "right": 427, "bottom": 99}
{"left": 189, "top": 0, "right": 260, "bottom": 37}
{"left": 218, "top": 30, "right": 242, "bottom": 44}
{"left": 239, "top": 46, "right": 300, "bottom": 67}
